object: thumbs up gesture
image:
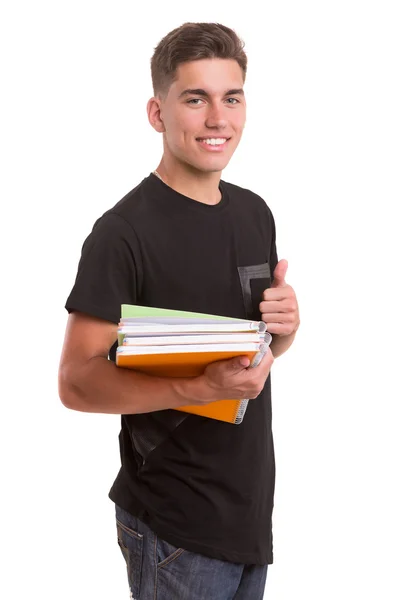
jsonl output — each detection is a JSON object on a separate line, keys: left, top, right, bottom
{"left": 259, "top": 259, "right": 300, "bottom": 336}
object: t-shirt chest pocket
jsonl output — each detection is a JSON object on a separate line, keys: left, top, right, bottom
{"left": 237, "top": 263, "right": 272, "bottom": 321}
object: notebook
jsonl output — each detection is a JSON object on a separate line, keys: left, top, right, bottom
{"left": 115, "top": 304, "right": 271, "bottom": 424}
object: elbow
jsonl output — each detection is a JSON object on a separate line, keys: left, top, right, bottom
{"left": 58, "top": 366, "right": 82, "bottom": 411}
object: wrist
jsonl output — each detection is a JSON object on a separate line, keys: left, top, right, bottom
{"left": 172, "top": 375, "right": 213, "bottom": 406}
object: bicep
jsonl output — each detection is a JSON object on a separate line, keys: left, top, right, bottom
{"left": 59, "top": 311, "right": 118, "bottom": 374}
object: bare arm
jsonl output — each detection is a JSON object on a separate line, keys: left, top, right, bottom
{"left": 58, "top": 312, "right": 274, "bottom": 415}
{"left": 269, "top": 330, "right": 297, "bottom": 358}
{"left": 58, "top": 312, "right": 210, "bottom": 413}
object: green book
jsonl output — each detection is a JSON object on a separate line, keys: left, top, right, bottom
{"left": 121, "top": 304, "right": 243, "bottom": 321}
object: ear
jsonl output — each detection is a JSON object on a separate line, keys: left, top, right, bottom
{"left": 147, "top": 97, "right": 166, "bottom": 133}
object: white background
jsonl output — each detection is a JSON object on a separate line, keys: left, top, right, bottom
{"left": 1, "top": 1, "right": 399, "bottom": 598}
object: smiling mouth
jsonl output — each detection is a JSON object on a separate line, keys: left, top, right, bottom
{"left": 196, "top": 137, "right": 231, "bottom": 146}
{"left": 196, "top": 137, "right": 231, "bottom": 150}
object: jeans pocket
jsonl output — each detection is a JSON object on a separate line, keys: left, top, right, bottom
{"left": 116, "top": 518, "right": 144, "bottom": 598}
{"left": 156, "top": 535, "right": 186, "bottom": 570}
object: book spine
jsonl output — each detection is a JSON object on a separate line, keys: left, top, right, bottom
{"left": 233, "top": 342, "right": 269, "bottom": 424}
{"left": 250, "top": 342, "right": 269, "bottom": 367}
{"left": 234, "top": 399, "right": 249, "bottom": 424}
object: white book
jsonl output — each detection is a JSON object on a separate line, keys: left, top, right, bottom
{"left": 117, "top": 342, "right": 262, "bottom": 355}
{"left": 122, "top": 332, "right": 264, "bottom": 346}
{"left": 118, "top": 322, "right": 265, "bottom": 334}
{"left": 120, "top": 316, "right": 266, "bottom": 330}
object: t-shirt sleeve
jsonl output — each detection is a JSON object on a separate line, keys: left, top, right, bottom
{"left": 65, "top": 212, "right": 142, "bottom": 324}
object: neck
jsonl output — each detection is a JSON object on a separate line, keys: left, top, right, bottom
{"left": 154, "top": 156, "right": 222, "bottom": 205}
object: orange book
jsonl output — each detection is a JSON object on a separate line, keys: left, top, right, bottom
{"left": 115, "top": 304, "right": 271, "bottom": 424}
{"left": 116, "top": 346, "right": 268, "bottom": 424}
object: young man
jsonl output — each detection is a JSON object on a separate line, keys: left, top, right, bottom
{"left": 59, "top": 22, "right": 300, "bottom": 600}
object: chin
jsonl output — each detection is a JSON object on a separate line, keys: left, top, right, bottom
{"left": 188, "top": 157, "right": 232, "bottom": 174}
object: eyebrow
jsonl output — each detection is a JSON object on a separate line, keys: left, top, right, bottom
{"left": 178, "top": 88, "right": 244, "bottom": 99}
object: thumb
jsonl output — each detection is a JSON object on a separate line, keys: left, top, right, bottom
{"left": 238, "top": 356, "right": 251, "bottom": 368}
{"left": 230, "top": 355, "right": 250, "bottom": 370}
{"left": 271, "top": 259, "right": 288, "bottom": 288}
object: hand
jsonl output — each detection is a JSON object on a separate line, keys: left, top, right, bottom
{"left": 259, "top": 259, "right": 300, "bottom": 336}
{"left": 199, "top": 347, "right": 275, "bottom": 402}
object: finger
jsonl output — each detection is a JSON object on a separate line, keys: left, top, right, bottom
{"left": 250, "top": 347, "right": 274, "bottom": 373}
{"left": 259, "top": 300, "right": 288, "bottom": 314}
{"left": 271, "top": 259, "right": 288, "bottom": 289}
{"left": 258, "top": 346, "right": 274, "bottom": 364}
{"left": 228, "top": 355, "right": 251, "bottom": 370}
{"left": 261, "top": 313, "right": 292, "bottom": 324}
{"left": 262, "top": 287, "right": 291, "bottom": 301}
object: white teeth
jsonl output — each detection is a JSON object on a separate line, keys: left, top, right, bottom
{"left": 201, "top": 138, "right": 227, "bottom": 146}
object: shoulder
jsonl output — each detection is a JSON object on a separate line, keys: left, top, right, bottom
{"left": 221, "top": 179, "right": 275, "bottom": 220}
{"left": 87, "top": 176, "right": 153, "bottom": 240}
{"left": 84, "top": 212, "right": 136, "bottom": 250}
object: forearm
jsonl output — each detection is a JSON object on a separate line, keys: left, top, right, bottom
{"left": 269, "top": 329, "right": 297, "bottom": 358}
{"left": 59, "top": 356, "right": 209, "bottom": 414}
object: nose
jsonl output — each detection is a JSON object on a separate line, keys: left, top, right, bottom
{"left": 204, "top": 103, "right": 228, "bottom": 130}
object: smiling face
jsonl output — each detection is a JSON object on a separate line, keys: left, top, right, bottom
{"left": 149, "top": 58, "right": 246, "bottom": 175}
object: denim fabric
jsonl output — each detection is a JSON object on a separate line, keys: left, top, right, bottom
{"left": 115, "top": 504, "right": 268, "bottom": 600}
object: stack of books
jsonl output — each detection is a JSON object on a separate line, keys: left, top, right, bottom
{"left": 116, "top": 304, "right": 271, "bottom": 424}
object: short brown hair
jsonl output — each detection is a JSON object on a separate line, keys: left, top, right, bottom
{"left": 151, "top": 22, "right": 247, "bottom": 97}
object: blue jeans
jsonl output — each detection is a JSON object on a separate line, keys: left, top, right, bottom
{"left": 115, "top": 504, "right": 268, "bottom": 600}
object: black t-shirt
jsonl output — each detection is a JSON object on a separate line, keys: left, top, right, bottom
{"left": 65, "top": 173, "right": 279, "bottom": 565}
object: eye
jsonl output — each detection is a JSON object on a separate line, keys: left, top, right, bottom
{"left": 186, "top": 98, "right": 204, "bottom": 105}
{"left": 226, "top": 97, "right": 240, "bottom": 105}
